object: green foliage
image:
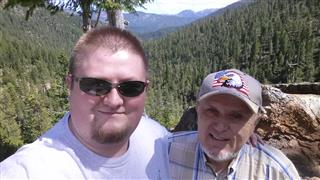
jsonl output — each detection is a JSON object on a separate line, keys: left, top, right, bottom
{"left": 0, "top": 7, "right": 82, "bottom": 161}
{"left": 144, "top": 0, "right": 320, "bottom": 128}
{"left": 0, "top": 84, "right": 24, "bottom": 160}
{"left": 1, "top": 0, "right": 320, "bottom": 161}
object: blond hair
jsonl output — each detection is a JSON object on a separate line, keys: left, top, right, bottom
{"left": 68, "top": 27, "right": 147, "bottom": 75}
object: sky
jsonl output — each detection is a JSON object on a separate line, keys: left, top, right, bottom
{"left": 136, "top": 0, "right": 240, "bottom": 15}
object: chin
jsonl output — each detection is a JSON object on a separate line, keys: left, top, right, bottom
{"left": 203, "top": 147, "right": 238, "bottom": 162}
{"left": 94, "top": 128, "right": 129, "bottom": 144}
{"left": 92, "top": 122, "right": 132, "bottom": 144}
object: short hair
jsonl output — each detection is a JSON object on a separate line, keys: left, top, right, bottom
{"left": 68, "top": 27, "right": 148, "bottom": 75}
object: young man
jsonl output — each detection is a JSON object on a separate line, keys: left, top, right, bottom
{"left": 0, "top": 27, "right": 169, "bottom": 179}
{"left": 167, "top": 69, "right": 300, "bottom": 179}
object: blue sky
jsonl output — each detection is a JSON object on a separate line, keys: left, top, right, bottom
{"left": 136, "top": 0, "right": 239, "bottom": 15}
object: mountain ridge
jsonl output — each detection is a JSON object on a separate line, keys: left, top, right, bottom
{"left": 91, "top": 8, "right": 216, "bottom": 35}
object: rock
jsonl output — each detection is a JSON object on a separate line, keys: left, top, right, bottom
{"left": 272, "top": 82, "right": 320, "bottom": 95}
{"left": 173, "top": 106, "right": 197, "bottom": 132}
{"left": 259, "top": 85, "right": 320, "bottom": 178}
{"left": 173, "top": 85, "right": 320, "bottom": 179}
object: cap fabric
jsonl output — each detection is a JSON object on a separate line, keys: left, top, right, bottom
{"left": 197, "top": 69, "right": 264, "bottom": 113}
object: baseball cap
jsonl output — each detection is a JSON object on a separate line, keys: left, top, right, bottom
{"left": 197, "top": 69, "right": 265, "bottom": 113}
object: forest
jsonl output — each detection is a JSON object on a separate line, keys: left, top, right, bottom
{"left": 144, "top": 0, "right": 319, "bottom": 127}
{"left": 0, "top": 0, "right": 319, "bottom": 160}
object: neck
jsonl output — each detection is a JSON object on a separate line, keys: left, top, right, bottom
{"left": 208, "top": 160, "right": 231, "bottom": 174}
{"left": 68, "top": 117, "right": 129, "bottom": 157}
{"left": 205, "top": 154, "right": 233, "bottom": 174}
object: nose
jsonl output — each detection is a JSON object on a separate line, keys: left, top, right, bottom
{"left": 102, "top": 88, "right": 124, "bottom": 108}
{"left": 212, "top": 117, "right": 228, "bottom": 132}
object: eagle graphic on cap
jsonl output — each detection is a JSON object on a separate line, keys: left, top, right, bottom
{"left": 212, "top": 70, "right": 249, "bottom": 96}
{"left": 216, "top": 71, "right": 243, "bottom": 88}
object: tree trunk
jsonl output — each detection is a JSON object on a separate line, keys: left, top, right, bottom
{"left": 1, "top": 0, "right": 8, "bottom": 8}
{"left": 107, "top": 9, "right": 125, "bottom": 29}
{"left": 80, "top": 0, "right": 93, "bottom": 33}
{"left": 82, "top": 10, "right": 92, "bottom": 32}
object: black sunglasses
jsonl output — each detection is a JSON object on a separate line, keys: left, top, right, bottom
{"left": 74, "top": 77, "right": 148, "bottom": 97}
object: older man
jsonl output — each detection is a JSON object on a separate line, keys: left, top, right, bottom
{"left": 0, "top": 27, "right": 169, "bottom": 179}
{"left": 168, "top": 69, "right": 300, "bottom": 179}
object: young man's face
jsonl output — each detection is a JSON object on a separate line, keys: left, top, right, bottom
{"left": 197, "top": 94, "right": 259, "bottom": 162}
{"left": 67, "top": 47, "right": 148, "bottom": 152}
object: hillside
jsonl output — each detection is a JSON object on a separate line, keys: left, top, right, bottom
{"left": 125, "top": 9, "right": 215, "bottom": 34}
{"left": 0, "top": 7, "right": 82, "bottom": 160}
{"left": 0, "top": 0, "right": 319, "bottom": 168}
{"left": 91, "top": 9, "right": 216, "bottom": 39}
{"left": 143, "top": 0, "right": 320, "bottom": 125}
{"left": 138, "top": 1, "right": 250, "bottom": 40}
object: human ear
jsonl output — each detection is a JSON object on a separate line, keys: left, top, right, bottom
{"left": 65, "top": 74, "right": 73, "bottom": 92}
{"left": 145, "top": 80, "right": 150, "bottom": 92}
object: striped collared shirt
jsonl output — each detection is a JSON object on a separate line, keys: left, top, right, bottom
{"left": 168, "top": 131, "right": 300, "bottom": 180}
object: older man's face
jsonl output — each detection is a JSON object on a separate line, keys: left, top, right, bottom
{"left": 196, "top": 94, "right": 259, "bottom": 162}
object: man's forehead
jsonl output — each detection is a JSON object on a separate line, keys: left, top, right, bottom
{"left": 113, "top": 49, "right": 130, "bottom": 58}
{"left": 198, "top": 94, "right": 253, "bottom": 111}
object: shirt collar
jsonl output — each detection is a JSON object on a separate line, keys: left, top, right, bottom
{"left": 199, "top": 144, "right": 246, "bottom": 176}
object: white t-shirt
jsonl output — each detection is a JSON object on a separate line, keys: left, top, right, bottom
{"left": 0, "top": 112, "right": 170, "bottom": 179}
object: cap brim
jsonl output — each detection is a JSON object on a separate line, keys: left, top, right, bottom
{"left": 198, "top": 90, "right": 260, "bottom": 113}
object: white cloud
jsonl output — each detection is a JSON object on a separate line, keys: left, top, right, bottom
{"left": 136, "top": 0, "right": 239, "bottom": 15}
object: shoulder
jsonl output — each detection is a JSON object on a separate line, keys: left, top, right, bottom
{"left": 132, "top": 114, "right": 169, "bottom": 138}
{"left": 0, "top": 139, "right": 85, "bottom": 179}
{"left": 136, "top": 115, "right": 168, "bottom": 135}
{"left": 0, "top": 113, "right": 70, "bottom": 167}
{"left": 255, "top": 143, "right": 296, "bottom": 167}
{"left": 41, "top": 112, "right": 69, "bottom": 139}
{"left": 169, "top": 131, "right": 198, "bottom": 143}
{"left": 167, "top": 131, "right": 198, "bottom": 154}
{"left": 0, "top": 112, "right": 76, "bottom": 179}
{"left": 0, "top": 144, "right": 34, "bottom": 177}
{"left": 167, "top": 131, "right": 199, "bottom": 178}
{"left": 240, "top": 143, "right": 301, "bottom": 179}
{"left": 0, "top": 142, "right": 59, "bottom": 178}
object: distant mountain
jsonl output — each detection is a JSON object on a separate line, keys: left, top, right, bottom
{"left": 177, "top": 10, "right": 196, "bottom": 17}
{"left": 207, "top": 0, "right": 251, "bottom": 17}
{"left": 141, "top": 1, "right": 249, "bottom": 40}
{"left": 177, "top": 9, "right": 215, "bottom": 18}
{"left": 125, "top": 11, "right": 194, "bottom": 34}
{"left": 93, "top": 9, "right": 216, "bottom": 35}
